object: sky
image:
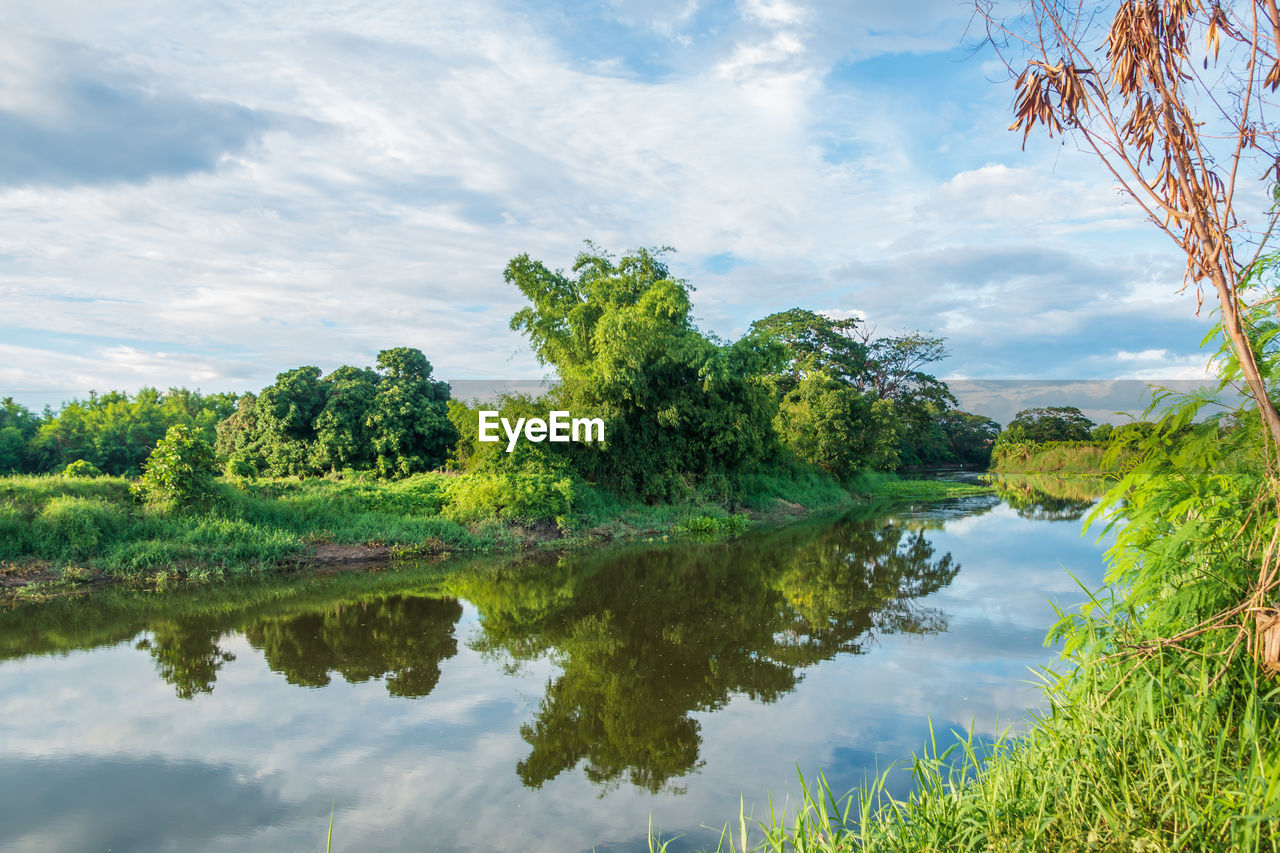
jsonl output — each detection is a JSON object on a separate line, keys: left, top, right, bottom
{"left": 0, "top": 0, "right": 1236, "bottom": 412}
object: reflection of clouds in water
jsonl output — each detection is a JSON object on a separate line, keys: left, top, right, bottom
{"left": 0, "top": 755, "right": 315, "bottom": 852}
{"left": 0, "top": 505, "right": 1109, "bottom": 851}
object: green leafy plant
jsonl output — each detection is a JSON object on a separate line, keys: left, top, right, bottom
{"left": 672, "top": 512, "right": 749, "bottom": 537}
{"left": 132, "top": 424, "right": 219, "bottom": 510}
{"left": 223, "top": 451, "right": 258, "bottom": 481}
{"left": 62, "top": 459, "right": 103, "bottom": 478}
{"left": 444, "top": 466, "right": 577, "bottom": 529}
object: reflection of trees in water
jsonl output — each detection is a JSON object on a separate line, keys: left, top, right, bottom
{"left": 243, "top": 596, "right": 462, "bottom": 697}
{"left": 138, "top": 595, "right": 462, "bottom": 700}
{"left": 136, "top": 619, "right": 235, "bottom": 700}
{"left": 448, "top": 516, "right": 959, "bottom": 793}
{"left": 993, "top": 476, "right": 1107, "bottom": 522}
{"left": 118, "top": 513, "right": 959, "bottom": 791}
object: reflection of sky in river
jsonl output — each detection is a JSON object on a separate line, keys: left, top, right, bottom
{"left": 0, "top": 500, "right": 1109, "bottom": 852}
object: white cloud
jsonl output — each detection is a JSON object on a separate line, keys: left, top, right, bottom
{"left": 742, "top": 0, "right": 806, "bottom": 27}
{"left": 0, "top": 0, "right": 1221, "bottom": 404}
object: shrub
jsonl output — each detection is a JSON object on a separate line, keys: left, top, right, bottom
{"left": 358, "top": 473, "right": 449, "bottom": 516}
{"left": 444, "top": 468, "right": 576, "bottom": 528}
{"left": 132, "top": 424, "right": 219, "bottom": 510}
{"left": 62, "top": 459, "right": 103, "bottom": 478}
{"left": 224, "top": 451, "right": 257, "bottom": 481}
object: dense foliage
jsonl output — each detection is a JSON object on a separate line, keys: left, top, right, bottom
{"left": 1003, "top": 405, "right": 1095, "bottom": 442}
{"left": 502, "top": 245, "right": 784, "bottom": 500}
{"left": 444, "top": 248, "right": 999, "bottom": 506}
{"left": 749, "top": 308, "right": 997, "bottom": 472}
{"left": 215, "top": 347, "right": 457, "bottom": 478}
{"left": 4, "top": 246, "right": 1006, "bottom": 540}
{"left": 0, "top": 389, "right": 235, "bottom": 477}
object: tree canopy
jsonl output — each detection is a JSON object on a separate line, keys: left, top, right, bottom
{"left": 504, "top": 245, "right": 783, "bottom": 499}
{"left": 1005, "top": 406, "right": 1096, "bottom": 443}
{"left": 216, "top": 347, "right": 457, "bottom": 478}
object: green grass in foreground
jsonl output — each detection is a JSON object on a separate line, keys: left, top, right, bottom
{"left": 670, "top": 655, "right": 1280, "bottom": 852}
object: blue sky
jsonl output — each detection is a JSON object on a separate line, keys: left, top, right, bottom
{"left": 0, "top": 0, "right": 1229, "bottom": 409}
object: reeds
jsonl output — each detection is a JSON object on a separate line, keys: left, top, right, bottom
{"left": 690, "top": 657, "right": 1280, "bottom": 851}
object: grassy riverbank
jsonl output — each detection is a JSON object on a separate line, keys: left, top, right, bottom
{"left": 991, "top": 440, "right": 1135, "bottom": 477}
{"left": 688, "top": 650, "right": 1280, "bottom": 851}
{"left": 0, "top": 469, "right": 987, "bottom": 598}
{"left": 690, "top": 406, "right": 1280, "bottom": 850}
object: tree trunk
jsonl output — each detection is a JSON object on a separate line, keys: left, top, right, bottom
{"left": 1213, "top": 270, "right": 1280, "bottom": 445}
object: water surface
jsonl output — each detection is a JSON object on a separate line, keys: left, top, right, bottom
{"left": 0, "top": 486, "right": 1107, "bottom": 851}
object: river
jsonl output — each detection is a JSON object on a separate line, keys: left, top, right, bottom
{"left": 0, "top": 479, "right": 1107, "bottom": 851}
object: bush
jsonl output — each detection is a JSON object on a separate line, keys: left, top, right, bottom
{"left": 62, "top": 459, "right": 103, "bottom": 478}
{"left": 223, "top": 451, "right": 257, "bottom": 481}
{"left": 131, "top": 424, "right": 219, "bottom": 510}
{"left": 34, "top": 496, "right": 129, "bottom": 560}
{"left": 444, "top": 468, "right": 577, "bottom": 528}
{"left": 359, "top": 473, "right": 448, "bottom": 516}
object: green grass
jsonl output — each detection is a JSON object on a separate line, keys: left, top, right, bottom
{"left": 0, "top": 465, "right": 859, "bottom": 589}
{"left": 0, "top": 473, "right": 493, "bottom": 584}
{"left": 992, "top": 441, "right": 1135, "bottom": 476}
{"left": 864, "top": 478, "right": 995, "bottom": 503}
{"left": 687, "top": 653, "right": 1280, "bottom": 852}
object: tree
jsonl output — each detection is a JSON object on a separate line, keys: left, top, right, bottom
{"left": 748, "top": 308, "right": 867, "bottom": 392}
{"left": 752, "top": 311, "right": 971, "bottom": 468}
{"left": 774, "top": 374, "right": 899, "bottom": 478}
{"left": 256, "top": 366, "right": 327, "bottom": 475}
{"left": 367, "top": 348, "right": 456, "bottom": 477}
{"left": 0, "top": 398, "right": 40, "bottom": 473}
{"left": 852, "top": 332, "right": 953, "bottom": 406}
{"left": 214, "top": 349, "right": 457, "bottom": 479}
{"left": 981, "top": 0, "right": 1280, "bottom": 443}
{"left": 940, "top": 410, "right": 1002, "bottom": 466}
{"left": 22, "top": 388, "right": 234, "bottom": 476}
{"left": 1006, "top": 406, "right": 1096, "bottom": 442}
{"left": 505, "top": 244, "right": 781, "bottom": 499}
{"left": 310, "top": 365, "right": 380, "bottom": 472}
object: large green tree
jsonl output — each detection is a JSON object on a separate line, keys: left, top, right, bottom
{"left": 773, "top": 374, "right": 899, "bottom": 479}
{"left": 1005, "top": 406, "right": 1095, "bottom": 443}
{"left": 751, "top": 309, "right": 965, "bottom": 470}
{"left": 504, "top": 245, "right": 781, "bottom": 499}
{"left": 748, "top": 308, "right": 866, "bottom": 393}
{"left": 215, "top": 348, "right": 457, "bottom": 478}
{"left": 939, "top": 410, "right": 1002, "bottom": 467}
{"left": 310, "top": 366, "right": 380, "bottom": 472}
{"left": 367, "top": 348, "right": 457, "bottom": 478}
